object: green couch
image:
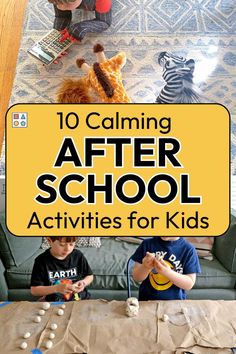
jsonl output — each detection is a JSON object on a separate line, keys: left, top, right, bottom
{"left": 0, "top": 213, "right": 236, "bottom": 301}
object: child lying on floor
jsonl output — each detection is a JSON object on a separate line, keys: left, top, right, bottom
{"left": 48, "top": 0, "right": 112, "bottom": 43}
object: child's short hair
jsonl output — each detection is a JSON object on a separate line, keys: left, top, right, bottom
{"left": 48, "top": 236, "right": 78, "bottom": 243}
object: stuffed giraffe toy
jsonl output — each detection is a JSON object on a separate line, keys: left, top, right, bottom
{"left": 57, "top": 43, "right": 131, "bottom": 103}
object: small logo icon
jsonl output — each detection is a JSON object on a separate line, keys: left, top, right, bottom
{"left": 12, "top": 113, "right": 28, "bottom": 128}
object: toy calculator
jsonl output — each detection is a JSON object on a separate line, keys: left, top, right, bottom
{"left": 27, "top": 29, "right": 73, "bottom": 65}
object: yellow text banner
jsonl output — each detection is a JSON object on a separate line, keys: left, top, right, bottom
{"left": 6, "top": 104, "right": 229, "bottom": 236}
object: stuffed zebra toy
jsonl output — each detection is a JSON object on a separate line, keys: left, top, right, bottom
{"left": 156, "top": 52, "right": 200, "bottom": 103}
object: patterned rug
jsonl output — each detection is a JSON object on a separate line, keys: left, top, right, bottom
{"left": 1, "top": 0, "right": 236, "bottom": 175}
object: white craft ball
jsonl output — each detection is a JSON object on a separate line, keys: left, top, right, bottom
{"left": 20, "top": 342, "right": 27, "bottom": 349}
{"left": 126, "top": 297, "right": 139, "bottom": 308}
{"left": 34, "top": 316, "right": 41, "bottom": 323}
{"left": 61, "top": 304, "right": 66, "bottom": 309}
{"left": 45, "top": 340, "right": 53, "bottom": 349}
{"left": 126, "top": 305, "right": 139, "bottom": 317}
{"left": 57, "top": 309, "right": 64, "bottom": 316}
{"left": 23, "top": 332, "right": 31, "bottom": 339}
{"left": 49, "top": 332, "right": 55, "bottom": 339}
{"left": 162, "top": 314, "right": 169, "bottom": 322}
{"left": 50, "top": 323, "right": 57, "bottom": 330}
{"left": 38, "top": 309, "right": 45, "bottom": 316}
{"left": 42, "top": 302, "right": 50, "bottom": 310}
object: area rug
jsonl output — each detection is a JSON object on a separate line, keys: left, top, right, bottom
{"left": 1, "top": 0, "right": 236, "bottom": 175}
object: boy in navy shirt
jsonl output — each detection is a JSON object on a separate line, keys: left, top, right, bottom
{"left": 131, "top": 236, "right": 201, "bottom": 301}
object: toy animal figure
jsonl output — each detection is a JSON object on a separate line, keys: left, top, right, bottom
{"left": 156, "top": 51, "right": 200, "bottom": 103}
{"left": 57, "top": 43, "right": 131, "bottom": 103}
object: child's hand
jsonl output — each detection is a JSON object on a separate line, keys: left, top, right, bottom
{"left": 72, "top": 280, "right": 86, "bottom": 293}
{"left": 142, "top": 252, "right": 155, "bottom": 270}
{"left": 53, "top": 51, "right": 68, "bottom": 65}
{"left": 55, "top": 282, "right": 73, "bottom": 295}
{"left": 154, "top": 258, "right": 171, "bottom": 275}
{"left": 51, "top": 29, "right": 80, "bottom": 65}
{"left": 59, "top": 29, "right": 80, "bottom": 43}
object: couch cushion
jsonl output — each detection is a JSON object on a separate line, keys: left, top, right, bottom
{"left": 186, "top": 289, "right": 236, "bottom": 300}
{"left": 6, "top": 249, "right": 44, "bottom": 288}
{"left": 194, "top": 258, "right": 236, "bottom": 289}
{"left": 41, "top": 236, "right": 101, "bottom": 249}
{"left": 0, "top": 213, "right": 42, "bottom": 268}
{"left": 185, "top": 237, "right": 214, "bottom": 260}
{"left": 214, "top": 212, "right": 236, "bottom": 273}
{"left": 6, "top": 238, "right": 136, "bottom": 290}
{"left": 5, "top": 238, "right": 236, "bottom": 293}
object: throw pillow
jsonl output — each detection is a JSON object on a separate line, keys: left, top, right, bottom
{"left": 185, "top": 237, "right": 214, "bottom": 261}
{"left": 76, "top": 237, "right": 101, "bottom": 248}
{"left": 41, "top": 237, "right": 101, "bottom": 249}
{"left": 0, "top": 213, "right": 42, "bottom": 267}
{"left": 115, "top": 236, "right": 148, "bottom": 244}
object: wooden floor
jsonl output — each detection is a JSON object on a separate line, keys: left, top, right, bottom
{"left": 0, "top": 0, "right": 28, "bottom": 155}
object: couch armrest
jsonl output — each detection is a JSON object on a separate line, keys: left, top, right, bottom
{"left": 0, "top": 258, "right": 8, "bottom": 300}
{"left": 213, "top": 213, "right": 236, "bottom": 273}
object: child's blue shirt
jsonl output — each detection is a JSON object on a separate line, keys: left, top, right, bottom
{"left": 131, "top": 237, "right": 201, "bottom": 301}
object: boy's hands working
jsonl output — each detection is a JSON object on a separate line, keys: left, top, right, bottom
{"left": 55, "top": 282, "right": 73, "bottom": 295}
{"left": 133, "top": 253, "right": 196, "bottom": 291}
{"left": 132, "top": 252, "right": 155, "bottom": 282}
{"left": 31, "top": 283, "right": 73, "bottom": 297}
{"left": 142, "top": 252, "right": 155, "bottom": 270}
{"left": 72, "top": 280, "right": 86, "bottom": 293}
{"left": 153, "top": 258, "right": 171, "bottom": 275}
{"left": 153, "top": 258, "right": 196, "bottom": 291}
{"left": 72, "top": 275, "right": 94, "bottom": 293}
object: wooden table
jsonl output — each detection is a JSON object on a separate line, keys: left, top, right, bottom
{"left": 0, "top": 300, "right": 235, "bottom": 353}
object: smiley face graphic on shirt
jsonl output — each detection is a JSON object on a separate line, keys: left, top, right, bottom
{"left": 149, "top": 260, "right": 174, "bottom": 291}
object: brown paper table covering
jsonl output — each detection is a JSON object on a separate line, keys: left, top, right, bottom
{"left": 0, "top": 300, "right": 235, "bottom": 354}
